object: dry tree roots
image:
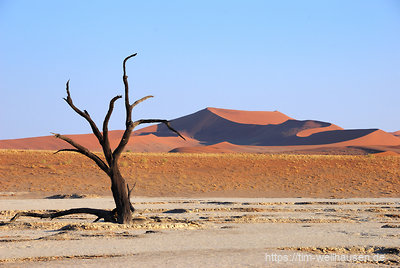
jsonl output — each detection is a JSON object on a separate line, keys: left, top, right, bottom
{"left": 10, "top": 185, "right": 136, "bottom": 224}
{"left": 9, "top": 207, "right": 133, "bottom": 223}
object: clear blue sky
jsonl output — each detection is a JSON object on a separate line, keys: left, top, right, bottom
{"left": 1, "top": 0, "right": 399, "bottom": 139}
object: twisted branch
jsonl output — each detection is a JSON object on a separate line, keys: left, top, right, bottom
{"left": 63, "top": 81, "right": 103, "bottom": 144}
{"left": 102, "top": 95, "right": 122, "bottom": 164}
{"left": 133, "top": 119, "right": 186, "bottom": 140}
{"left": 10, "top": 208, "right": 117, "bottom": 223}
{"left": 113, "top": 54, "right": 137, "bottom": 161}
{"left": 54, "top": 148, "right": 80, "bottom": 154}
{"left": 131, "top": 95, "right": 153, "bottom": 109}
{"left": 52, "top": 133, "right": 109, "bottom": 174}
{"left": 127, "top": 182, "right": 136, "bottom": 212}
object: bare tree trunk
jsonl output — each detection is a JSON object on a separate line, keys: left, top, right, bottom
{"left": 110, "top": 165, "right": 132, "bottom": 224}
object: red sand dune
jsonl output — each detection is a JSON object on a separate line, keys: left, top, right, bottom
{"left": 124, "top": 134, "right": 199, "bottom": 152}
{"left": 296, "top": 123, "right": 343, "bottom": 137}
{"left": 374, "top": 151, "right": 399, "bottom": 156}
{"left": 332, "top": 129, "right": 400, "bottom": 147}
{"left": 207, "top": 107, "right": 292, "bottom": 125}
{"left": 391, "top": 131, "right": 400, "bottom": 138}
{"left": 1, "top": 107, "right": 400, "bottom": 154}
{"left": 170, "top": 142, "right": 240, "bottom": 153}
{"left": 0, "top": 131, "right": 198, "bottom": 153}
{"left": 0, "top": 132, "right": 124, "bottom": 151}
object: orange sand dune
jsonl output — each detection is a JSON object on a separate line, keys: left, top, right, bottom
{"left": 0, "top": 131, "right": 198, "bottom": 153}
{"left": 171, "top": 142, "right": 243, "bottom": 153}
{"left": 143, "top": 108, "right": 390, "bottom": 147}
{"left": 0, "top": 135, "right": 66, "bottom": 150}
{"left": 391, "top": 131, "right": 400, "bottom": 138}
{"left": 172, "top": 130, "right": 400, "bottom": 154}
{"left": 171, "top": 143, "right": 399, "bottom": 155}
{"left": 374, "top": 150, "right": 399, "bottom": 156}
{"left": 332, "top": 129, "right": 400, "bottom": 146}
{"left": 1, "top": 107, "right": 399, "bottom": 154}
{"left": 124, "top": 134, "right": 199, "bottom": 152}
{"left": 296, "top": 123, "right": 343, "bottom": 137}
{"left": 207, "top": 107, "right": 292, "bottom": 125}
{"left": 0, "top": 132, "right": 123, "bottom": 151}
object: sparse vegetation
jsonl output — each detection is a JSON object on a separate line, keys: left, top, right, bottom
{"left": 1, "top": 150, "right": 399, "bottom": 198}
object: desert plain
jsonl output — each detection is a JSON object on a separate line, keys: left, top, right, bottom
{"left": 0, "top": 150, "right": 399, "bottom": 267}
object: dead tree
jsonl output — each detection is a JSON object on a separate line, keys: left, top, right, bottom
{"left": 11, "top": 53, "right": 185, "bottom": 224}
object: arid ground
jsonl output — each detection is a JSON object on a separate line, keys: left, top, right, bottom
{"left": 1, "top": 150, "right": 399, "bottom": 198}
{"left": 0, "top": 150, "right": 399, "bottom": 267}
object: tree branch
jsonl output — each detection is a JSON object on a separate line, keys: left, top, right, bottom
{"left": 131, "top": 95, "right": 153, "bottom": 110}
{"left": 10, "top": 208, "right": 117, "bottom": 223}
{"left": 52, "top": 133, "right": 109, "bottom": 174}
{"left": 123, "top": 53, "right": 137, "bottom": 77}
{"left": 127, "top": 182, "right": 136, "bottom": 212}
{"left": 104, "top": 95, "right": 122, "bottom": 134}
{"left": 113, "top": 53, "right": 186, "bottom": 162}
{"left": 54, "top": 148, "right": 80, "bottom": 154}
{"left": 63, "top": 80, "right": 104, "bottom": 144}
{"left": 102, "top": 95, "right": 122, "bottom": 165}
{"left": 113, "top": 53, "right": 137, "bottom": 161}
{"left": 112, "top": 121, "right": 135, "bottom": 161}
{"left": 122, "top": 53, "right": 137, "bottom": 126}
{"left": 133, "top": 119, "right": 186, "bottom": 140}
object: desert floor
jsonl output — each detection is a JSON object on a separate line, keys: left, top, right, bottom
{"left": 1, "top": 150, "right": 399, "bottom": 198}
{"left": 1, "top": 197, "right": 400, "bottom": 267}
{"left": 0, "top": 150, "right": 399, "bottom": 267}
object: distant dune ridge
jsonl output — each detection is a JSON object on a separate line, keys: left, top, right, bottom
{"left": 1, "top": 107, "right": 400, "bottom": 155}
{"left": 392, "top": 130, "right": 400, "bottom": 138}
